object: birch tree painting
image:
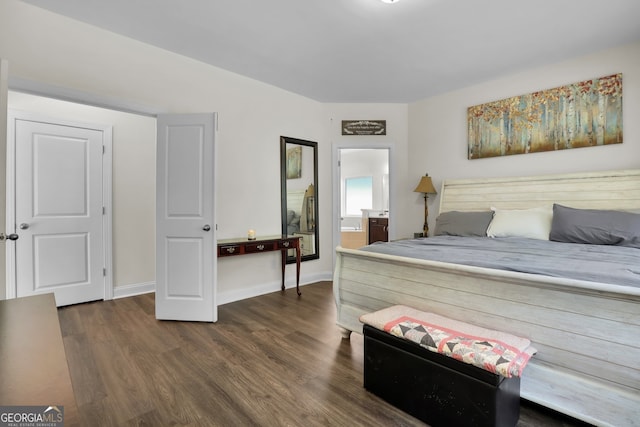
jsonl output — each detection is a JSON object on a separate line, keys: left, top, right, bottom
{"left": 468, "top": 74, "right": 622, "bottom": 159}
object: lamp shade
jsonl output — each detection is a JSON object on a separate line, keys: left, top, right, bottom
{"left": 413, "top": 175, "right": 437, "bottom": 194}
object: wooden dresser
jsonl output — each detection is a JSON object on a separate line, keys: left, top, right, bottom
{"left": 0, "top": 293, "right": 79, "bottom": 425}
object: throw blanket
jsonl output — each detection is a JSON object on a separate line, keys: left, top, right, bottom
{"left": 360, "top": 305, "right": 537, "bottom": 378}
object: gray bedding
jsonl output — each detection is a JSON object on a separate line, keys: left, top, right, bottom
{"left": 360, "top": 236, "right": 640, "bottom": 288}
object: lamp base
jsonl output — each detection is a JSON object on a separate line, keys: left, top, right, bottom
{"left": 423, "top": 194, "right": 430, "bottom": 238}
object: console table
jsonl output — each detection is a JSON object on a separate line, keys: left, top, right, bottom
{"left": 217, "top": 235, "right": 302, "bottom": 295}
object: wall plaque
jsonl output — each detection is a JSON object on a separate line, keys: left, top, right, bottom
{"left": 342, "top": 120, "right": 386, "bottom": 136}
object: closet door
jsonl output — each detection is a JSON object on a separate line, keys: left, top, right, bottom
{"left": 156, "top": 113, "right": 217, "bottom": 321}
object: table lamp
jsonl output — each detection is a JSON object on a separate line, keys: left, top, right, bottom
{"left": 413, "top": 174, "right": 437, "bottom": 237}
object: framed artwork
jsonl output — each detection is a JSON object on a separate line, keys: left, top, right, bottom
{"left": 286, "top": 146, "right": 302, "bottom": 179}
{"left": 468, "top": 74, "right": 623, "bottom": 159}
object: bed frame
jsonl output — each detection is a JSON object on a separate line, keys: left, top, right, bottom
{"left": 333, "top": 169, "right": 640, "bottom": 427}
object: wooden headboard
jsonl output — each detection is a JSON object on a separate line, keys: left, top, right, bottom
{"left": 286, "top": 189, "right": 305, "bottom": 215}
{"left": 439, "top": 169, "right": 640, "bottom": 213}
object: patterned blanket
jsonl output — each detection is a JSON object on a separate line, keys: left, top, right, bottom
{"left": 360, "top": 305, "right": 537, "bottom": 378}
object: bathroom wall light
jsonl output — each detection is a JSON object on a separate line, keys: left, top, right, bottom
{"left": 380, "top": 0, "right": 400, "bottom": 3}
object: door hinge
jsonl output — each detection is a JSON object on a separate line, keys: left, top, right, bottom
{"left": 103, "top": 206, "right": 106, "bottom": 215}
{"left": 102, "top": 145, "right": 105, "bottom": 154}
{"left": 103, "top": 268, "right": 106, "bottom": 276}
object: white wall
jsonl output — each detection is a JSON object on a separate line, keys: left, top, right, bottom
{"left": 0, "top": 0, "right": 330, "bottom": 303}
{"left": 408, "top": 41, "right": 640, "bottom": 234}
{"left": 323, "top": 103, "right": 410, "bottom": 241}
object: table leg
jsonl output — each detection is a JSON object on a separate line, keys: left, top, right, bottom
{"left": 295, "top": 243, "right": 301, "bottom": 296}
{"left": 280, "top": 248, "right": 286, "bottom": 292}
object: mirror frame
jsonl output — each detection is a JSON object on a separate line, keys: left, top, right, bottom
{"left": 280, "top": 136, "right": 319, "bottom": 263}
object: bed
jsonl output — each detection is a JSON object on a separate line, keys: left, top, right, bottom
{"left": 333, "top": 169, "right": 640, "bottom": 427}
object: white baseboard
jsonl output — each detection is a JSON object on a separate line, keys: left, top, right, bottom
{"left": 217, "top": 271, "right": 332, "bottom": 306}
{"left": 110, "top": 271, "right": 333, "bottom": 305}
{"left": 112, "top": 281, "right": 155, "bottom": 299}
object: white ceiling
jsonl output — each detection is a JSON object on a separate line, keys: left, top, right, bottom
{"left": 22, "top": 0, "right": 640, "bottom": 103}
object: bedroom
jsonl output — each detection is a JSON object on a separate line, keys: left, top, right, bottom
{"left": 1, "top": 0, "right": 639, "bottom": 425}
{"left": 1, "top": 0, "right": 639, "bottom": 301}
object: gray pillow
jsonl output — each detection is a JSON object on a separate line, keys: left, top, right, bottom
{"left": 433, "top": 211, "right": 494, "bottom": 237}
{"left": 549, "top": 204, "right": 640, "bottom": 248}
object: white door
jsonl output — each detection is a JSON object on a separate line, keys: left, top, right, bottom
{"left": 11, "top": 114, "right": 108, "bottom": 306}
{"left": 156, "top": 113, "right": 217, "bottom": 322}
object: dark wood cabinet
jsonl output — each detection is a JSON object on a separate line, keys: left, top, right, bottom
{"left": 368, "top": 217, "right": 388, "bottom": 244}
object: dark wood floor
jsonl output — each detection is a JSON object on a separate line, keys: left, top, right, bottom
{"left": 58, "top": 281, "right": 592, "bottom": 426}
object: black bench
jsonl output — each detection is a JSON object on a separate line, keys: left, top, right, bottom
{"left": 363, "top": 323, "right": 521, "bottom": 427}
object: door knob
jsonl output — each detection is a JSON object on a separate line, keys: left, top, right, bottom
{"left": 202, "top": 224, "right": 211, "bottom": 232}
{"left": 7, "top": 234, "right": 18, "bottom": 240}
{"left": 19, "top": 223, "right": 29, "bottom": 230}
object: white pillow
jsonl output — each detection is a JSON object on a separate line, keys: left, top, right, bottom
{"left": 486, "top": 206, "right": 553, "bottom": 240}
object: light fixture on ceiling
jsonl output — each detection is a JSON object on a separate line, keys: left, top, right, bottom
{"left": 380, "top": 0, "right": 400, "bottom": 3}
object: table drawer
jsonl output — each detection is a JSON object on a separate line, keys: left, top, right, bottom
{"left": 245, "top": 242, "right": 272, "bottom": 253}
{"left": 278, "top": 239, "right": 296, "bottom": 249}
{"left": 218, "top": 245, "right": 241, "bottom": 256}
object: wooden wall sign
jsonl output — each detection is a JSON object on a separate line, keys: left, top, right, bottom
{"left": 342, "top": 120, "right": 386, "bottom": 135}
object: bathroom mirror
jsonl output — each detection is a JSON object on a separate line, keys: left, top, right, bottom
{"left": 280, "top": 136, "right": 319, "bottom": 263}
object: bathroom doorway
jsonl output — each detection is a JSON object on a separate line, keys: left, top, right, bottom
{"left": 338, "top": 148, "right": 390, "bottom": 249}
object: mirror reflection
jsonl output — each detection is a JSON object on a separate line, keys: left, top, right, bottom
{"left": 281, "top": 136, "right": 319, "bottom": 263}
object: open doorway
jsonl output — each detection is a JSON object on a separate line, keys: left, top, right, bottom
{"left": 6, "top": 90, "right": 156, "bottom": 302}
{"left": 338, "top": 148, "right": 390, "bottom": 249}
